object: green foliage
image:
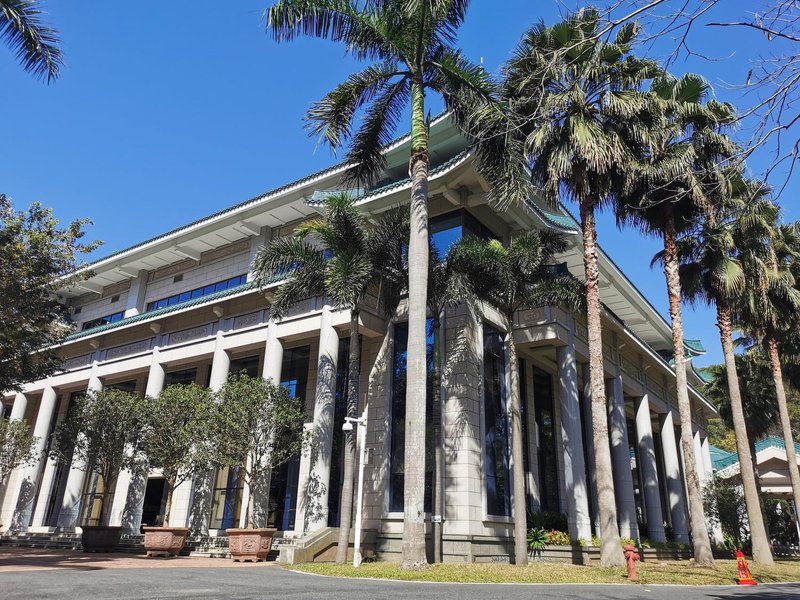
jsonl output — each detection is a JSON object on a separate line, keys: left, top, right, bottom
{"left": 141, "top": 383, "right": 214, "bottom": 526}
{"left": 0, "top": 0, "right": 63, "bottom": 82}
{"left": 526, "top": 510, "right": 569, "bottom": 533}
{"left": 706, "top": 417, "right": 738, "bottom": 453}
{"left": 702, "top": 475, "right": 749, "bottom": 549}
{"left": 526, "top": 527, "right": 549, "bottom": 552}
{"left": 0, "top": 196, "right": 100, "bottom": 393}
{"left": 212, "top": 372, "right": 307, "bottom": 490}
{"left": 50, "top": 388, "right": 147, "bottom": 522}
{"left": 764, "top": 498, "right": 797, "bottom": 545}
{"left": 0, "top": 417, "right": 37, "bottom": 484}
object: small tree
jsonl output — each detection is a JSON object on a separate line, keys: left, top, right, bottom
{"left": 50, "top": 389, "right": 146, "bottom": 525}
{"left": 212, "top": 373, "right": 307, "bottom": 529}
{"left": 0, "top": 418, "right": 37, "bottom": 485}
{"left": 141, "top": 383, "right": 214, "bottom": 527}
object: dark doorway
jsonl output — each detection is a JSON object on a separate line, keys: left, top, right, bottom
{"left": 140, "top": 478, "right": 166, "bottom": 528}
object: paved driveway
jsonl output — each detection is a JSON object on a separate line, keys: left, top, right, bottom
{"left": 1, "top": 562, "right": 798, "bottom": 600}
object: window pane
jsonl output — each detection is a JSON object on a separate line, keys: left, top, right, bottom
{"left": 483, "top": 324, "right": 511, "bottom": 516}
{"left": 179, "top": 291, "right": 191, "bottom": 302}
{"left": 191, "top": 289, "right": 203, "bottom": 299}
{"left": 203, "top": 285, "right": 215, "bottom": 295}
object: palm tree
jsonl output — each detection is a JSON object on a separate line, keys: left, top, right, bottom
{"left": 448, "top": 229, "right": 584, "bottom": 566}
{"left": 266, "top": 0, "right": 498, "bottom": 567}
{"left": 618, "top": 72, "right": 739, "bottom": 566}
{"left": 1, "top": 0, "right": 62, "bottom": 82}
{"left": 677, "top": 182, "right": 779, "bottom": 564}
{"left": 490, "top": 9, "right": 658, "bottom": 566}
{"left": 252, "top": 193, "right": 405, "bottom": 564}
{"left": 737, "top": 218, "right": 800, "bottom": 522}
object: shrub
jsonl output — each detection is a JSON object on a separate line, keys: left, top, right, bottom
{"left": 527, "top": 527, "right": 549, "bottom": 553}
{"left": 546, "top": 529, "right": 570, "bottom": 546}
{"left": 527, "top": 510, "right": 568, "bottom": 533}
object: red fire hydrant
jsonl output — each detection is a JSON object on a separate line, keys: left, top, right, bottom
{"left": 623, "top": 544, "right": 640, "bottom": 582}
{"left": 736, "top": 550, "right": 757, "bottom": 585}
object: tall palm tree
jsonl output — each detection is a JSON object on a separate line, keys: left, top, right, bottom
{"left": 677, "top": 182, "right": 778, "bottom": 564}
{"left": 252, "top": 193, "right": 405, "bottom": 563}
{"left": 618, "top": 72, "right": 739, "bottom": 566}
{"left": 737, "top": 218, "right": 800, "bottom": 521}
{"left": 266, "top": 0, "right": 497, "bottom": 567}
{"left": 489, "top": 9, "right": 658, "bottom": 566}
{"left": 448, "top": 230, "right": 584, "bottom": 566}
{"left": 1, "top": 0, "right": 62, "bottom": 82}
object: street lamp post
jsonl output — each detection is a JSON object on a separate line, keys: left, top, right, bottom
{"left": 342, "top": 405, "right": 368, "bottom": 567}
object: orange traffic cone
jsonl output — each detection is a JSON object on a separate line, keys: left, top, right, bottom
{"left": 736, "top": 550, "right": 757, "bottom": 585}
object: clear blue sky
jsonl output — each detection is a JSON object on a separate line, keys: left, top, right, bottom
{"left": 1, "top": 1, "right": 795, "bottom": 368}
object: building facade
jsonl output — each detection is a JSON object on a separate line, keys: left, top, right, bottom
{"left": 0, "top": 116, "right": 719, "bottom": 561}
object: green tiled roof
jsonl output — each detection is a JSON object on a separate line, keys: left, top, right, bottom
{"left": 64, "top": 281, "right": 259, "bottom": 341}
{"left": 712, "top": 436, "right": 800, "bottom": 471}
{"left": 524, "top": 199, "right": 580, "bottom": 232}
{"left": 684, "top": 338, "right": 706, "bottom": 354}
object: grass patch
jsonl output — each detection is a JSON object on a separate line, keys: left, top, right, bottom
{"left": 290, "top": 559, "right": 800, "bottom": 585}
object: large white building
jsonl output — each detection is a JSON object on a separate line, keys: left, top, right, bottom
{"left": 0, "top": 116, "right": 718, "bottom": 561}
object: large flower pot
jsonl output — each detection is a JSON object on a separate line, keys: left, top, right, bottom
{"left": 81, "top": 525, "right": 123, "bottom": 553}
{"left": 225, "top": 528, "right": 277, "bottom": 562}
{"left": 142, "top": 526, "right": 190, "bottom": 557}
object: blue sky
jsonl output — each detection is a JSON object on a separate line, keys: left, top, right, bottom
{"left": 1, "top": 1, "right": 796, "bottom": 368}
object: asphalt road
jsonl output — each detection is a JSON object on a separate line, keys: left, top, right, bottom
{"left": 1, "top": 566, "right": 799, "bottom": 600}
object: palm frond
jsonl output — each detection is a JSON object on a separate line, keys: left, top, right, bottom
{"left": 0, "top": 0, "right": 62, "bottom": 82}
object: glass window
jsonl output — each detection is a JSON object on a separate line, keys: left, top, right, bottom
{"left": 430, "top": 210, "right": 499, "bottom": 256}
{"left": 267, "top": 345, "right": 310, "bottom": 531}
{"left": 328, "top": 337, "right": 350, "bottom": 527}
{"left": 483, "top": 324, "right": 511, "bottom": 516}
{"left": 164, "top": 368, "right": 197, "bottom": 386}
{"left": 146, "top": 274, "right": 247, "bottom": 313}
{"left": 389, "top": 321, "right": 434, "bottom": 513}
{"left": 80, "top": 310, "right": 125, "bottom": 331}
{"left": 534, "top": 366, "right": 559, "bottom": 513}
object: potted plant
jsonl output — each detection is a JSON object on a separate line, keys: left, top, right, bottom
{"left": 50, "top": 388, "right": 146, "bottom": 552}
{"left": 212, "top": 373, "right": 307, "bottom": 562}
{"left": 140, "top": 382, "right": 214, "bottom": 557}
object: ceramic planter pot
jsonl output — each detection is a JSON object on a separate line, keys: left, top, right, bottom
{"left": 226, "top": 528, "right": 277, "bottom": 562}
{"left": 81, "top": 525, "right": 123, "bottom": 552}
{"left": 142, "top": 526, "right": 190, "bottom": 557}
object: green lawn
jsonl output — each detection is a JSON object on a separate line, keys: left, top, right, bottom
{"left": 290, "top": 559, "right": 800, "bottom": 585}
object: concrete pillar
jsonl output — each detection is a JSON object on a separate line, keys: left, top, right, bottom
{"left": 30, "top": 392, "right": 69, "bottom": 529}
{"left": 693, "top": 428, "right": 706, "bottom": 485}
{"left": 607, "top": 375, "right": 638, "bottom": 540}
{"left": 298, "top": 305, "right": 339, "bottom": 534}
{"left": 246, "top": 226, "right": 270, "bottom": 281}
{"left": 57, "top": 365, "right": 103, "bottom": 528}
{"left": 11, "top": 386, "right": 59, "bottom": 531}
{"left": 123, "top": 270, "right": 148, "bottom": 318}
{"left": 239, "top": 320, "right": 284, "bottom": 528}
{"left": 187, "top": 331, "right": 230, "bottom": 535}
{"left": 659, "top": 410, "right": 689, "bottom": 542}
{"left": 115, "top": 351, "right": 165, "bottom": 532}
{"left": 700, "top": 435, "right": 723, "bottom": 544}
{"left": 557, "top": 344, "right": 592, "bottom": 542}
{"left": 581, "top": 364, "right": 599, "bottom": 535}
{"left": 0, "top": 393, "right": 29, "bottom": 530}
{"left": 634, "top": 394, "right": 666, "bottom": 542}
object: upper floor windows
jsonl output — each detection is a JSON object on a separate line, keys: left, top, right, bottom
{"left": 81, "top": 311, "right": 125, "bottom": 331}
{"left": 146, "top": 274, "right": 247, "bottom": 312}
{"left": 431, "top": 209, "right": 498, "bottom": 255}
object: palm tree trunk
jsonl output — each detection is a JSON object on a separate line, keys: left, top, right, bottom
{"left": 503, "top": 314, "right": 528, "bottom": 566}
{"left": 162, "top": 474, "right": 178, "bottom": 527}
{"left": 401, "top": 78, "right": 430, "bottom": 569}
{"left": 579, "top": 201, "right": 624, "bottom": 567}
{"left": 431, "top": 313, "right": 443, "bottom": 564}
{"left": 336, "top": 309, "right": 361, "bottom": 564}
{"left": 765, "top": 333, "right": 800, "bottom": 524}
{"left": 717, "top": 304, "right": 773, "bottom": 563}
{"left": 661, "top": 208, "right": 714, "bottom": 566}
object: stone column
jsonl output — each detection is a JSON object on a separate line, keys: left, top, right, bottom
{"left": 186, "top": 331, "right": 230, "bottom": 534}
{"left": 30, "top": 393, "right": 69, "bottom": 529}
{"left": 581, "top": 364, "right": 599, "bottom": 534}
{"left": 693, "top": 428, "right": 706, "bottom": 485}
{"left": 659, "top": 410, "right": 689, "bottom": 542}
{"left": 634, "top": 394, "right": 666, "bottom": 542}
{"left": 123, "top": 270, "right": 148, "bottom": 318}
{"left": 0, "top": 393, "right": 29, "bottom": 530}
{"left": 57, "top": 366, "right": 103, "bottom": 527}
{"left": 557, "top": 344, "right": 592, "bottom": 542}
{"left": 115, "top": 351, "right": 165, "bottom": 532}
{"left": 238, "top": 320, "right": 284, "bottom": 528}
{"left": 607, "top": 375, "right": 638, "bottom": 540}
{"left": 299, "top": 305, "right": 339, "bottom": 534}
{"left": 700, "top": 434, "right": 723, "bottom": 544}
{"left": 11, "top": 386, "right": 59, "bottom": 531}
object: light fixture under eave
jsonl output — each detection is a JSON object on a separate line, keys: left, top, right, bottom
{"left": 149, "top": 323, "right": 162, "bottom": 334}
{"left": 212, "top": 306, "right": 224, "bottom": 318}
